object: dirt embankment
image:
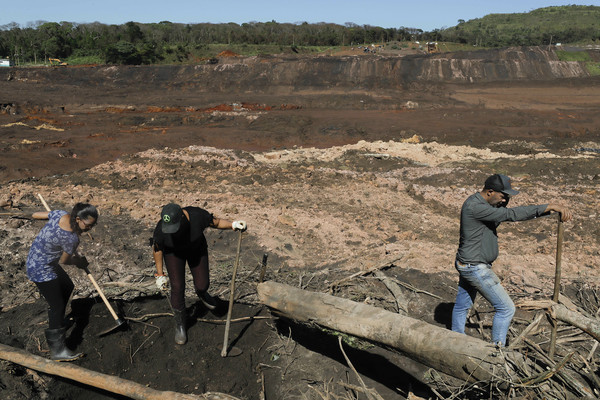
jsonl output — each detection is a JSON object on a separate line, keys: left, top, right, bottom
{"left": 0, "top": 47, "right": 592, "bottom": 97}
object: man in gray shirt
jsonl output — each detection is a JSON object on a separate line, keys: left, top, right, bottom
{"left": 451, "top": 174, "right": 572, "bottom": 346}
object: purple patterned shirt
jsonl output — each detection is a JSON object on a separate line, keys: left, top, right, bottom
{"left": 26, "top": 210, "right": 79, "bottom": 282}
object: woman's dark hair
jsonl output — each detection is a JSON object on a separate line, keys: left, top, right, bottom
{"left": 69, "top": 203, "right": 99, "bottom": 233}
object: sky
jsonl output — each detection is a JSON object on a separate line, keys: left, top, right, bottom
{"left": 2, "top": 1, "right": 599, "bottom": 32}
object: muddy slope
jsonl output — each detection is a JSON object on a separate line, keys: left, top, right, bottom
{"left": 0, "top": 47, "right": 591, "bottom": 96}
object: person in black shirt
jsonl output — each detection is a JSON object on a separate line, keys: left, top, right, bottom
{"left": 152, "top": 203, "right": 247, "bottom": 345}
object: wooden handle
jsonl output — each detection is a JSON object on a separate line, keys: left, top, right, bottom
{"left": 84, "top": 268, "right": 120, "bottom": 321}
{"left": 549, "top": 213, "right": 565, "bottom": 358}
{"left": 552, "top": 213, "right": 564, "bottom": 302}
{"left": 38, "top": 193, "right": 51, "bottom": 212}
{"left": 221, "top": 231, "right": 243, "bottom": 357}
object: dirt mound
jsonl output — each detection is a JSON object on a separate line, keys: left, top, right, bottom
{"left": 217, "top": 50, "right": 240, "bottom": 58}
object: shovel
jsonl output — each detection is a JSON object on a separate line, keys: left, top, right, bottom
{"left": 37, "top": 193, "right": 127, "bottom": 336}
{"left": 221, "top": 230, "right": 243, "bottom": 357}
{"left": 83, "top": 266, "right": 128, "bottom": 336}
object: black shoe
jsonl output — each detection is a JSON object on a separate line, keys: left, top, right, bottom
{"left": 198, "top": 291, "right": 217, "bottom": 310}
{"left": 173, "top": 309, "right": 187, "bottom": 345}
{"left": 45, "top": 327, "right": 84, "bottom": 362}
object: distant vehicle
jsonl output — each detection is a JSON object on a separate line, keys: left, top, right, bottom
{"left": 49, "top": 58, "right": 68, "bottom": 66}
{"left": 426, "top": 42, "right": 439, "bottom": 54}
{"left": 0, "top": 59, "right": 14, "bottom": 67}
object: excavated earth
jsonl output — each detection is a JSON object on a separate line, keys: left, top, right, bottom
{"left": 0, "top": 46, "right": 600, "bottom": 399}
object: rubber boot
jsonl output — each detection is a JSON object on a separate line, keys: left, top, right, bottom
{"left": 45, "top": 327, "right": 83, "bottom": 362}
{"left": 173, "top": 309, "right": 187, "bottom": 345}
{"left": 196, "top": 290, "right": 217, "bottom": 310}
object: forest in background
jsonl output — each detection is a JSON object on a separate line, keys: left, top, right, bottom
{"left": 441, "top": 5, "right": 600, "bottom": 47}
{"left": 0, "top": 5, "right": 599, "bottom": 65}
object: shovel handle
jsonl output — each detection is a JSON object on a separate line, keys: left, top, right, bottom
{"left": 84, "top": 267, "right": 120, "bottom": 321}
{"left": 552, "top": 213, "right": 564, "bottom": 302}
{"left": 38, "top": 193, "right": 51, "bottom": 212}
{"left": 221, "top": 230, "right": 243, "bottom": 357}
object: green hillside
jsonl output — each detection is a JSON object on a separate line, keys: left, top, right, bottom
{"left": 440, "top": 5, "right": 600, "bottom": 47}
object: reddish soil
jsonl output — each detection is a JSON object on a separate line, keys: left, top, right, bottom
{"left": 1, "top": 48, "right": 599, "bottom": 399}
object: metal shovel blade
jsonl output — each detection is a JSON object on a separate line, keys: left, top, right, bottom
{"left": 221, "top": 345, "right": 243, "bottom": 357}
{"left": 98, "top": 318, "right": 127, "bottom": 337}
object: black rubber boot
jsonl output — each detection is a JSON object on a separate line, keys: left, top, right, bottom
{"left": 173, "top": 309, "right": 187, "bottom": 345}
{"left": 45, "top": 327, "right": 83, "bottom": 362}
{"left": 196, "top": 290, "right": 217, "bottom": 310}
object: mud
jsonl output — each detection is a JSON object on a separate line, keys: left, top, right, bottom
{"left": 1, "top": 47, "right": 600, "bottom": 399}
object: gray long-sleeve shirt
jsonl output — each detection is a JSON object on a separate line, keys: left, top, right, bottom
{"left": 456, "top": 193, "right": 548, "bottom": 265}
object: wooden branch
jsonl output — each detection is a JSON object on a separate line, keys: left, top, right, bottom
{"left": 328, "top": 256, "right": 403, "bottom": 293}
{"left": 520, "top": 352, "right": 574, "bottom": 386}
{"left": 0, "top": 343, "right": 240, "bottom": 400}
{"left": 508, "top": 312, "right": 544, "bottom": 350}
{"left": 390, "top": 278, "right": 442, "bottom": 300}
{"left": 338, "top": 336, "right": 382, "bottom": 400}
{"left": 126, "top": 313, "right": 173, "bottom": 322}
{"left": 522, "top": 338, "right": 594, "bottom": 398}
{"left": 518, "top": 300, "right": 600, "bottom": 343}
{"left": 372, "top": 270, "right": 408, "bottom": 314}
{"left": 197, "top": 316, "right": 270, "bottom": 325}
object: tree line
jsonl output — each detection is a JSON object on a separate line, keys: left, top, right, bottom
{"left": 0, "top": 20, "right": 424, "bottom": 65}
{"left": 1, "top": 6, "right": 599, "bottom": 65}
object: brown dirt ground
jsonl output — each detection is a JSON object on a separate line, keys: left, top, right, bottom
{"left": 1, "top": 50, "right": 600, "bottom": 399}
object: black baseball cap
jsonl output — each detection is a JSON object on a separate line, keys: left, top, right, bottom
{"left": 160, "top": 203, "right": 183, "bottom": 233}
{"left": 484, "top": 174, "right": 519, "bottom": 196}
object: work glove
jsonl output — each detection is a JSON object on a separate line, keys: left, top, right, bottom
{"left": 74, "top": 255, "right": 89, "bottom": 269}
{"left": 155, "top": 274, "right": 168, "bottom": 291}
{"left": 232, "top": 220, "right": 247, "bottom": 232}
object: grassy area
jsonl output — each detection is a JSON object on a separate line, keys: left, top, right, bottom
{"left": 556, "top": 50, "right": 600, "bottom": 76}
{"left": 586, "top": 62, "right": 600, "bottom": 76}
{"left": 65, "top": 55, "right": 104, "bottom": 65}
{"left": 556, "top": 50, "right": 592, "bottom": 62}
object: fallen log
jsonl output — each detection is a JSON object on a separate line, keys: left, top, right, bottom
{"left": 518, "top": 300, "right": 600, "bottom": 343}
{"left": 257, "top": 281, "right": 523, "bottom": 383}
{"left": 0, "top": 343, "right": 239, "bottom": 400}
{"left": 553, "top": 304, "right": 600, "bottom": 343}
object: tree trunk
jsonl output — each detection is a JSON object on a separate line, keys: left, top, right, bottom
{"left": 553, "top": 303, "right": 600, "bottom": 342}
{"left": 0, "top": 343, "right": 239, "bottom": 400}
{"left": 257, "top": 281, "right": 524, "bottom": 383}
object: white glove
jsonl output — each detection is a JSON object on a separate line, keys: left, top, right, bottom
{"left": 155, "top": 275, "right": 168, "bottom": 291}
{"left": 232, "top": 220, "right": 247, "bottom": 231}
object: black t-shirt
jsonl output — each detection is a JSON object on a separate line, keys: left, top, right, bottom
{"left": 153, "top": 207, "right": 213, "bottom": 253}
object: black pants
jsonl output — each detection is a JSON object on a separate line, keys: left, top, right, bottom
{"left": 35, "top": 265, "right": 74, "bottom": 329}
{"left": 164, "top": 250, "right": 209, "bottom": 311}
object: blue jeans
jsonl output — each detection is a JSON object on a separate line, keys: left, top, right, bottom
{"left": 451, "top": 261, "right": 515, "bottom": 346}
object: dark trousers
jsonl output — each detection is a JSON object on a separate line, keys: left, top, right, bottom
{"left": 164, "top": 250, "right": 209, "bottom": 311}
{"left": 35, "top": 265, "right": 74, "bottom": 329}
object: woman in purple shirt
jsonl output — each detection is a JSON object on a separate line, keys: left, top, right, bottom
{"left": 27, "top": 203, "right": 98, "bottom": 361}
